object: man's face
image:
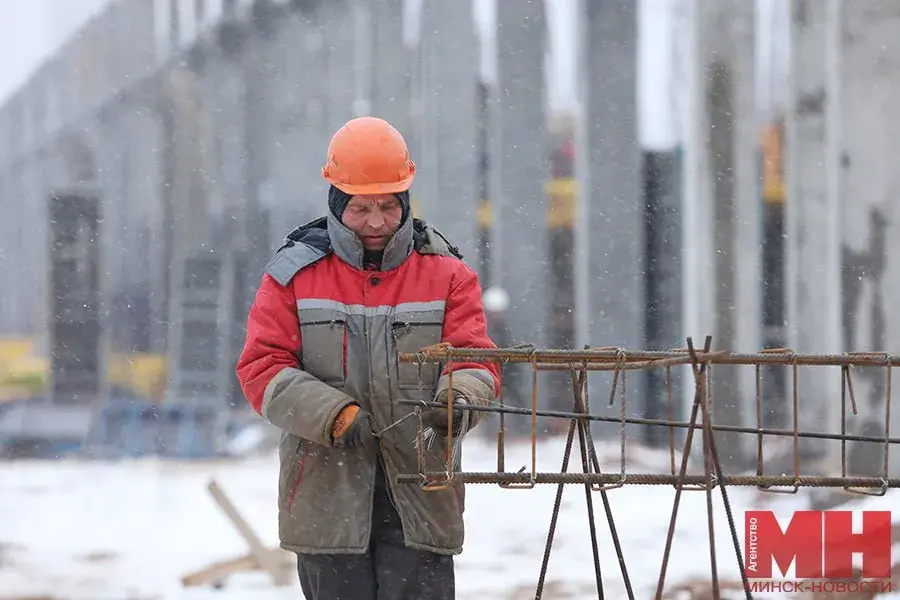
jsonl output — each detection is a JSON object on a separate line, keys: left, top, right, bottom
{"left": 341, "top": 194, "right": 403, "bottom": 250}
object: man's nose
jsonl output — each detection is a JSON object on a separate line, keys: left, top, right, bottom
{"left": 367, "top": 210, "right": 386, "bottom": 229}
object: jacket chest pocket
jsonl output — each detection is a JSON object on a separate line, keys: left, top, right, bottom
{"left": 391, "top": 312, "right": 444, "bottom": 391}
{"left": 298, "top": 308, "right": 347, "bottom": 388}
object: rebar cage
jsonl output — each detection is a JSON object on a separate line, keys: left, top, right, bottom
{"left": 394, "top": 336, "right": 900, "bottom": 600}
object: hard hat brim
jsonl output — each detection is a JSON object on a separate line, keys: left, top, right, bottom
{"left": 329, "top": 173, "right": 415, "bottom": 196}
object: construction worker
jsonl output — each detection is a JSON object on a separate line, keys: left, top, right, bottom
{"left": 235, "top": 116, "right": 501, "bottom": 600}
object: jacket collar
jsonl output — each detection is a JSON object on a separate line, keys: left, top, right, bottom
{"left": 326, "top": 211, "right": 414, "bottom": 272}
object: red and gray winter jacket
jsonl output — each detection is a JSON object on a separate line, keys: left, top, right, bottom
{"left": 236, "top": 211, "right": 501, "bottom": 555}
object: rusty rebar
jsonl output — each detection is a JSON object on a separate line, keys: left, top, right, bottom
{"left": 394, "top": 399, "right": 900, "bottom": 446}
{"left": 690, "top": 339, "right": 752, "bottom": 599}
{"left": 395, "top": 471, "right": 900, "bottom": 488}
{"left": 395, "top": 340, "right": 900, "bottom": 599}
{"left": 655, "top": 336, "right": 714, "bottom": 599}
{"left": 400, "top": 345, "right": 900, "bottom": 367}
{"left": 535, "top": 391, "right": 579, "bottom": 598}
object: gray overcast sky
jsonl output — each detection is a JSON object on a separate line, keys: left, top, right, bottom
{"left": 0, "top": 0, "right": 112, "bottom": 105}
{"left": 0, "top": 1, "right": 51, "bottom": 104}
{"left": 0, "top": 0, "right": 786, "bottom": 150}
{"left": 0, "top": 1, "right": 579, "bottom": 114}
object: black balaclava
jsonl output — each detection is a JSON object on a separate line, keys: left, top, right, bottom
{"left": 328, "top": 185, "right": 411, "bottom": 269}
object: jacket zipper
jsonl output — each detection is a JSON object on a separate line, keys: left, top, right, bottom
{"left": 453, "top": 484, "right": 464, "bottom": 516}
{"left": 287, "top": 445, "right": 310, "bottom": 511}
{"left": 342, "top": 325, "right": 348, "bottom": 380}
{"left": 378, "top": 450, "right": 401, "bottom": 513}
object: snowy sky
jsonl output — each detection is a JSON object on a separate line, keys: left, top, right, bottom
{"left": 0, "top": 0, "right": 786, "bottom": 150}
{"left": 0, "top": 0, "right": 578, "bottom": 108}
{"left": 0, "top": 0, "right": 111, "bottom": 105}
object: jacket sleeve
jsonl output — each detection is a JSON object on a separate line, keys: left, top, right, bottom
{"left": 235, "top": 273, "right": 357, "bottom": 446}
{"left": 435, "top": 264, "right": 502, "bottom": 430}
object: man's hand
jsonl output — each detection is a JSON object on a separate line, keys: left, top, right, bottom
{"left": 421, "top": 390, "right": 469, "bottom": 438}
{"left": 331, "top": 404, "right": 373, "bottom": 448}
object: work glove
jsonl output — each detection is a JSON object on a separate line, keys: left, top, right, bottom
{"left": 421, "top": 390, "right": 469, "bottom": 438}
{"left": 331, "top": 404, "right": 373, "bottom": 449}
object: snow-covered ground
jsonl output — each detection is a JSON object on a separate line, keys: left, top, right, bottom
{"left": 1, "top": 434, "right": 897, "bottom": 599}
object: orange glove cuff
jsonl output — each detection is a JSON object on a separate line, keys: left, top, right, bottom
{"left": 332, "top": 404, "right": 360, "bottom": 439}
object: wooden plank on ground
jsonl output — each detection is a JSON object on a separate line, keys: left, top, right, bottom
{"left": 181, "top": 552, "right": 258, "bottom": 587}
{"left": 206, "top": 478, "right": 293, "bottom": 587}
{"left": 181, "top": 548, "right": 295, "bottom": 588}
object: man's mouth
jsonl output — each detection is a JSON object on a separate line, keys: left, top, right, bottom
{"left": 362, "top": 235, "right": 388, "bottom": 246}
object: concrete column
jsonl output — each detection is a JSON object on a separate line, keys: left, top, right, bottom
{"left": 785, "top": 0, "right": 844, "bottom": 467}
{"left": 730, "top": 0, "right": 763, "bottom": 463}
{"left": 494, "top": 0, "right": 549, "bottom": 429}
{"left": 840, "top": 0, "right": 900, "bottom": 477}
{"left": 0, "top": 162, "right": 23, "bottom": 334}
{"left": 371, "top": 0, "right": 414, "bottom": 223}
{"left": 371, "top": 0, "right": 409, "bottom": 133}
{"left": 418, "top": 0, "right": 480, "bottom": 260}
{"left": 127, "top": 107, "right": 166, "bottom": 352}
{"left": 0, "top": 173, "right": 11, "bottom": 334}
{"left": 155, "top": 91, "right": 176, "bottom": 352}
{"left": 639, "top": 0, "right": 685, "bottom": 444}
{"left": 700, "top": 0, "right": 760, "bottom": 467}
{"left": 242, "top": 33, "right": 269, "bottom": 263}
{"left": 165, "top": 31, "right": 239, "bottom": 401}
{"left": 269, "top": 15, "right": 332, "bottom": 227}
{"left": 679, "top": 0, "right": 717, "bottom": 425}
{"left": 577, "top": 0, "right": 644, "bottom": 438}
{"left": 643, "top": 150, "right": 684, "bottom": 445}
{"left": 324, "top": 6, "right": 357, "bottom": 136}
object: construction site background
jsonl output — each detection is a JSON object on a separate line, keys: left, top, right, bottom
{"left": 7, "top": 2, "right": 900, "bottom": 599}
{"left": 0, "top": 0, "right": 893, "bottom": 478}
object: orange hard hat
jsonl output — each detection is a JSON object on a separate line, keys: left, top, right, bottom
{"left": 322, "top": 117, "right": 416, "bottom": 195}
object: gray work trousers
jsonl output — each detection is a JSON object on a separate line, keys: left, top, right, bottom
{"left": 296, "top": 458, "right": 455, "bottom": 600}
